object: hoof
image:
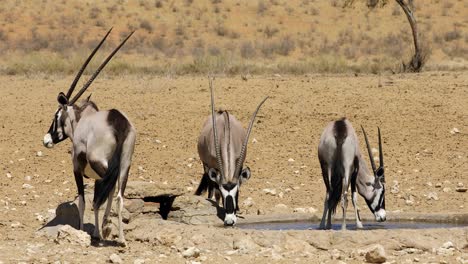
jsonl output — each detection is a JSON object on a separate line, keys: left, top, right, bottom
{"left": 102, "top": 226, "right": 112, "bottom": 239}
{"left": 117, "top": 239, "right": 127, "bottom": 247}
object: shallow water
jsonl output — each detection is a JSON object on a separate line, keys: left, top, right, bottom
{"left": 238, "top": 221, "right": 468, "bottom": 231}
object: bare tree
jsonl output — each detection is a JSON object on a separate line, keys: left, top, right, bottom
{"left": 344, "top": 0, "right": 427, "bottom": 72}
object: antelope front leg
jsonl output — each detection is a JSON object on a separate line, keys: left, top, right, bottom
{"left": 102, "top": 187, "right": 115, "bottom": 239}
{"left": 319, "top": 192, "right": 329, "bottom": 229}
{"left": 341, "top": 178, "right": 349, "bottom": 230}
{"left": 352, "top": 191, "right": 363, "bottom": 229}
{"left": 73, "top": 152, "right": 86, "bottom": 231}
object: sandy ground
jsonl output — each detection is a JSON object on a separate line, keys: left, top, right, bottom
{"left": 0, "top": 73, "right": 467, "bottom": 263}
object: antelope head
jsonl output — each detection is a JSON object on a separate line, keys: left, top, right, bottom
{"left": 43, "top": 28, "right": 134, "bottom": 148}
{"left": 361, "top": 126, "right": 386, "bottom": 222}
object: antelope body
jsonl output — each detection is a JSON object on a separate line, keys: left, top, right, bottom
{"left": 43, "top": 29, "right": 136, "bottom": 245}
{"left": 317, "top": 118, "right": 386, "bottom": 230}
{"left": 196, "top": 79, "right": 268, "bottom": 226}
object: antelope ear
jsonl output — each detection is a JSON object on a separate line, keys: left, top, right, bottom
{"left": 57, "top": 92, "right": 68, "bottom": 105}
{"left": 208, "top": 168, "right": 220, "bottom": 183}
{"left": 375, "top": 167, "right": 385, "bottom": 183}
{"left": 240, "top": 167, "right": 251, "bottom": 184}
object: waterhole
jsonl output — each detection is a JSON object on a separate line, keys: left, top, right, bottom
{"left": 238, "top": 221, "right": 467, "bottom": 231}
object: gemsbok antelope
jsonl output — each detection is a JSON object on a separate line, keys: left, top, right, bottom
{"left": 42, "top": 28, "right": 136, "bottom": 245}
{"left": 317, "top": 118, "right": 386, "bottom": 230}
{"left": 195, "top": 79, "right": 268, "bottom": 226}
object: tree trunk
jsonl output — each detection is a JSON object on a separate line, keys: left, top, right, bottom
{"left": 395, "top": 0, "right": 424, "bottom": 72}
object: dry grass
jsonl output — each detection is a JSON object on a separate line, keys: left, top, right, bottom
{"left": 0, "top": 0, "right": 466, "bottom": 75}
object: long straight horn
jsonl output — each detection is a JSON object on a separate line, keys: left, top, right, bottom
{"left": 69, "top": 31, "right": 135, "bottom": 105}
{"left": 209, "top": 78, "right": 224, "bottom": 177}
{"left": 378, "top": 127, "right": 383, "bottom": 169}
{"left": 66, "top": 28, "right": 112, "bottom": 99}
{"left": 234, "top": 96, "right": 269, "bottom": 176}
{"left": 361, "top": 126, "right": 377, "bottom": 174}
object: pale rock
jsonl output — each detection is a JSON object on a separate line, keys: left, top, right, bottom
{"left": 329, "top": 249, "right": 341, "bottom": 260}
{"left": 456, "top": 187, "right": 467, "bottom": 193}
{"left": 133, "top": 259, "right": 145, "bottom": 264}
{"left": 364, "top": 244, "right": 386, "bottom": 263}
{"left": 55, "top": 225, "right": 91, "bottom": 247}
{"left": 426, "top": 182, "right": 432, "bottom": 187}
{"left": 278, "top": 192, "right": 284, "bottom": 199}
{"left": 252, "top": 138, "right": 257, "bottom": 143}
{"left": 6, "top": 173, "right": 12, "bottom": 178}
{"left": 182, "top": 247, "right": 200, "bottom": 258}
{"left": 288, "top": 158, "right": 295, "bottom": 163}
{"left": 109, "top": 253, "right": 123, "bottom": 264}
{"left": 391, "top": 181, "right": 399, "bottom": 194}
{"left": 441, "top": 241, "right": 454, "bottom": 249}
{"left": 36, "top": 151, "right": 43, "bottom": 157}
{"left": 233, "top": 237, "right": 259, "bottom": 254}
{"left": 450, "top": 127, "right": 460, "bottom": 134}
{"left": 427, "top": 192, "right": 439, "bottom": 201}
{"left": 187, "top": 163, "right": 193, "bottom": 168}
{"left": 242, "top": 197, "right": 254, "bottom": 207}
{"left": 443, "top": 187, "right": 451, "bottom": 193}
{"left": 24, "top": 175, "right": 32, "bottom": 181}
{"left": 11, "top": 221, "right": 22, "bottom": 228}
{"left": 293, "top": 170, "right": 299, "bottom": 174}
{"left": 275, "top": 204, "right": 288, "bottom": 209}
{"left": 371, "top": 148, "right": 378, "bottom": 154}
{"left": 435, "top": 182, "right": 442, "bottom": 188}
{"left": 186, "top": 186, "right": 194, "bottom": 192}
{"left": 262, "top": 188, "right": 276, "bottom": 196}
{"left": 457, "top": 182, "right": 464, "bottom": 187}
{"left": 155, "top": 139, "right": 162, "bottom": 144}
{"left": 257, "top": 209, "right": 265, "bottom": 215}
{"left": 22, "top": 184, "right": 33, "bottom": 189}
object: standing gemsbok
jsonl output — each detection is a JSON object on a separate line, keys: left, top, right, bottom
{"left": 317, "top": 118, "right": 386, "bottom": 230}
{"left": 43, "top": 28, "right": 136, "bottom": 245}
{"left": 196, "top": 79, "right": 268, "bottom": 226}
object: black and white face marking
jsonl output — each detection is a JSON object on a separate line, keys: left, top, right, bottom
{"left": 43, "top": 93, "right": 70, "bottom": 148}
{"left": 219, "top": 182, "right": 239, "bottom": 226}
{"left": 365, "top": 175, "right": 386, "bottom": 222}
{"left": 208, "top": 167, "right": 251, "bottom": 226}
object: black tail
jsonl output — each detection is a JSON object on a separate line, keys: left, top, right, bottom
{"left": 195, "top": 173, "right": 210, "bottom": 196}
{"left": 328, "top": 119, "right": 347, "bottom": 214}
{"left": 93, "top": 109, "right": 130, "bottom": 209}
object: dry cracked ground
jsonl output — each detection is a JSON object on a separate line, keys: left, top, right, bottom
{"left": 0, "top": 73, "right": 467, "bottom": 263}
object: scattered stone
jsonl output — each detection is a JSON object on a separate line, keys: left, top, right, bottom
{"left": 109, "top": 253, "right": 123, "bottom": 264}
{"left": 257, "top": 209, "right": 265, "bottom": 215}
{"left": 443, "top": 187, "right": 451, "bottom": 193}
{"left": 278, "top": 192, "right": 284, "bottom": 199}
{"left": 456, "top": 187, "right": 467, "bottom": 193}
{"left": 24, "top": 175, "right": 32, "bottom": 181}
{"left": 6, "top": 172, "right": 12, "bottom": 178}
{"left": 133, "top": 259, "right": 145, "bottom": 264}
{"left": 125, "top": 181, "right": 184, "bottom": 199}
{"left": 124, "top": 199, "right": 144, "bottom": 213}
{"left": 252, "top": 138, "right": 257, "bottom": 143}
{"left": 36, "top": 151, "right": 43, "bottom": 157}
{"left": 11, "top": 221, "right": 22, "bottom": 228}
{"left": 436, "top": 241, "right": 455, "bottom": 256}
{"left": 275, "top": 204, "right": 288, "bottom": 209}
{"left": 242, "top": 197, "right": 254, "bottom": 207}
{"left": 413, "top": 257, "right": 420, "bottom": 262}
{"left": 262, "top": 188, "right": 276, "bottom": 196}
{"left": 427, "top": 192, "right": 439, "bottom": 201}
{"left": 55, "top": 225, "right": 90, "bottom": 247}
{"left": 186, "top": 186, "right": 194, "bottom": 192}
{"left": 364, "top": 244, "right": 386, "bottom": 263}
{"left": 450, "top": 128, "right": 460, "bottom": 134}
{"left": 457, "top": 182, "right": 464, "bottom": 187}
{"left": 233, "top": 237, "right": 258, "bottom": 254}
{"left": 435, "top": 182, "right": 442, "bottom": 188}
{"left": 182, "top": 247, "right": 200, "bottom": 258}
{"left": 391, "top": 181, "right": 399, "bottom": 194}
{"left": 22, "top": 184, "right": 33, "bottom": 189}
{"left": 155, "top": 139, "right": 162, "bottom": 144}
{"left": 288, "top": 158, "right": 295, "bottom": 163}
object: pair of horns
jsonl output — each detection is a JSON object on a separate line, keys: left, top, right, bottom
{"left": 65, "top": 28, "right": 134, "bottom": 105}
{"left": 361, "top": 126, "right": 384, "bottom": 177}
{"left": 209, "top": 78, "right": 268, "bottom": 179}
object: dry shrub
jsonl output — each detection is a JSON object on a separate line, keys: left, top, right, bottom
{"left": 240, "top": 41, "right": 256, "bottom": 59}
{"left": 277, "top": 36, "right": 295, "bottom": 55}
{"left": 257, "top": 1, "right": 268, "bottom": 15}
{"left": 444, "top": 28, "right": 461, "bottom": 42}
{"left": 89, "top": 7, "right": 101, "bottom": 19}
{"left": 264, "top": 26, "right": 279, "bottom": 38}
{"left": 140, "top": 20, "right": 154, "bottom": 33}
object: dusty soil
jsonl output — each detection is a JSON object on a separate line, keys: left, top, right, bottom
{"left": 0, "top": 73, "right": 467, "bottom": 263}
